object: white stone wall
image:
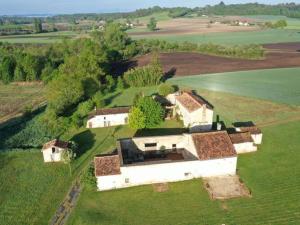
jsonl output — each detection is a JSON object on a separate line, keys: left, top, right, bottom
{"left": 86, "top": 113, "right": 129, "bottom": 128}
{"left": 132, "top": 135, "right": 187, "bottom": 151}
{"left": 42, "top": 147, "right": 65, "bottom": 162}
{"left": 96, "top": 157, "right": 237, "bottom": 191}
{"left": 233, "top": 142, "right": 257, "bottom": 154}
{"left": 168, "top": 93, "right": 213, "bottom": 130}
{"left": 251, "top": 134, "right": 263, "bottom": 145}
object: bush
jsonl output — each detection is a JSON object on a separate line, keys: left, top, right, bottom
{"left": 82, "top": 164, "right": 97, "bottom": 191}
{"left": 158, "top": 83, "right": 175, "bottom": 96}
{"left": 124, "top": 54, "right": 163, "bottom": 87}
{"left": 92, "top": 91, "right": 105, "bottom": 108}
{"left": 117, "top": 76, "right": 125, "bottom": 90}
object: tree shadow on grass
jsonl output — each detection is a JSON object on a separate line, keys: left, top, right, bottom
{"left": 70, "top": 130, "right": 96, "bottom": 158}
{"left": 104, "top": 92, "right": 123, "bottom": 107}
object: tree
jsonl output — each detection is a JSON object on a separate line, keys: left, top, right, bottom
{"left": 14, "top": 65, "right": 25, "bottom": 81}
{"left": 106, "top": 75, "right": 115, "bottom": 91}
{"left": 147, "top": 17, "right": 157, "bottom": 31}
{"left": 46, "top": 75, "right": 85, "bottom": 115}
{"left": 129, "top": 107, "right": 146, "bottom": 129}
{"left": 0, "top": 56, "right": 15, "bottom": 84}
{"left": 117, "top": 77, "right": 125, "bottom": 90}
{"left": 158, "top": 83, "right": 175, "bottom": 96}
{"left": 62, "top": 147, "right": 76, "bottom": 176}
{"left": 34, "top": 18, "right": 43, "bottom": 33}
{"left": 136, "top": 96, "right": 164, "bottom": 128}
{"left": 92, "top": 91, "right": 105, "bottom": 108}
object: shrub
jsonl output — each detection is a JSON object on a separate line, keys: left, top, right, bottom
{"left": 92, "top": 91, "right": 105, "bottom": 108}
{"left": 117, "top": 76, "right": 125, "bottom": 90}
{"left": 124, "top": 54, "right": 163, "bottom": 87}
{"left": 128, "top": 107, "right": 146, "bottom": 129}
{"left": 82, "top": 164, "right": 97, "bottom": 191}
{"left": 158, "top": 83, "right": 175, "bottom": 96}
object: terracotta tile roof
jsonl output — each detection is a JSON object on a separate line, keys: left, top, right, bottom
{"left": 175, "top": 92, "right": 212, "bottom": 113}
{"left": 238, "top": 126, "right": 262, "bottom": 135}
{"left": 229, "top": 132, "right": 253, "bottom": 144}
{"left": 94, "top": 155, "right": 121, "bottom": 176}
{"left": 88, "top": 107, "right": 130, "bottom": 119}
{"left": 192, "top": 131, "right": 236, "bottom": 160}
{"left": 42, "top": 139, "right": 69, "bottom": 151}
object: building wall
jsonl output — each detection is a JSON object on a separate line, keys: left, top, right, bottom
{"left": 132, "top": 135, "right": 187, "bottom": 151}
{"left": 251, "top": 134, "right": 263, "bottom": 145}
{"left": 86, "top": 113, "right": 129, "bottom": 128}
{"left": 96, "top": 157, "right": 237, "bottom": 191}
{"left": 172, "top": 98, "right": 213, "bottom": 130}
{"left": 233, "top": 142, "right": 257, "bottom": 154}
{"left": 42, "top": 147, "right": 65, "bottom": 162}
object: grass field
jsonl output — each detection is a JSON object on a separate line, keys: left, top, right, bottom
{"left": 133, "top": 29, "right": 300, "bottom": 45}
{"left": 0, "top": 82, "right": 45, "bottom": 122}
{"left": 169, "top": 67, "right": 300, "bottom": 106}
{"left": 67, "top": 120, "right": 300, "bottom": 225}
{"left": 0, "top": 31, "right": 77, "bottom": 44}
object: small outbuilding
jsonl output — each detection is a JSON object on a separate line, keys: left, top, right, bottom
{"left": 229, "top": 132, "right": 257, "bottom": 154}
{"left": 41, "top": 139, "right": 69, "bottom": 163}
{"left": 86, "top": 107, "right": 130, "bottom": 128}
{"left": 235, "top": 125, "right": 263, "bottom": 145}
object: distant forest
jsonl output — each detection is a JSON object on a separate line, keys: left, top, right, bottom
{"left": 1, "top": 2, "right": 300, "bottom": 25}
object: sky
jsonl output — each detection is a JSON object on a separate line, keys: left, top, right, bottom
{"left": 0, "top": 0, "right": 299, "bottom": 16}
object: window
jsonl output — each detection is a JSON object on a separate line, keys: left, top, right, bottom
{"left": 125, "top": 178, "right": 130, "bottom": 183}
{"left": 144, "top": 143, "right": 157, "bottom": 148}
{"left": 172, "top": 144, "right": 177, "bottom": 149}
{"left": 52, "top": 147, "right": 56, "bottom": 154}
{"left": 184, "top": 172, "right": 191, "bottom": 177}
{"left": 104, "top": 117, "right": 106, "bottom": 120}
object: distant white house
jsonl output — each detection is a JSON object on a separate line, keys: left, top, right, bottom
{"left": 167, "top": 91, "right": 214, "bottom": 132}
{"left": 86, "top": 107, "right": 130, "bottom": 128}
{"left": 95, "top": 131, "right": 238, "bottom": 191}
{"left": 235, "top": 125, "right": 263, "bottom": 145}
{"left": 229, "top": 132, "right": 257, "bottom": 154}
{"left": 41, "top": 139, "right": 69, "bottom": 163}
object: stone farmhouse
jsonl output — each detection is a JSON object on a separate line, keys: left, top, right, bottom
{"left": 86, "top": 107, "right": 130, "bottom": 128}
{"left": 167, "top": 91, "right": 214, "bottom": 132}
{"left": 95, "top": 131, "right": 237, "bottom": 191}
{"left": 42, "top": 139, "right": 69, "bottom": 163}
{"left": 94, "top": 127, "right": 263, "bottom": 191}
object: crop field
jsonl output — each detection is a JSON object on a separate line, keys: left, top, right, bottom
{"left": 169, "top": 67, "right": 300, "bottom": 106}
{"left": 0, "top": 82, "right": 45, "bottom": 123}
{"left": 129, "top": 17, "right": 257, "bottom": 36}
{"left": 243, "top": 15, "right": 300, "bottom": 29}
{"left": 135, "top": 42, "right": 300, "bottom": 76}
{"left": 67, "top": 120, "right": 300, "bottom": 225}
{"left": 133, "top": 29, "right": 300, "bottom": 45}
{"left": 0, "top": 31, "right": 77, "bottom": 44}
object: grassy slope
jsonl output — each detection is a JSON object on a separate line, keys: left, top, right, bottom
{"left": 132, "top": 29, "right": 300, "bottom": 45}
{"left": 0, "top": 83, "right": 45, "bottom": 122}
{"left": 0, "top": 150, "right": 72, "bottom": 225}
{"left": 169, "top": 67, "right": 300, "bottom": 106}
{"left": 67, "top": 120, "right": 300, "bottom": 225}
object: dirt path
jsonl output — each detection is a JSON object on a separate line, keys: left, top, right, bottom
{"left": 50, "top": 180, "right": 81, "bottom": 225}
{"left": 257, "top": 115, "right": 300, "bottom": 128}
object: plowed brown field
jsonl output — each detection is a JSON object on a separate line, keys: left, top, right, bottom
{"left": 135, "top": 42, "right": 300, "bottom": 76}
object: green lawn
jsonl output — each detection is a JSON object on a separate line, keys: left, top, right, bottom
{"left": 67, "top": 120, "right": 300, "bottom": 225}
{"left": 0, "top": 150, "right": 72, "bottom": 225}
{"left": 132, "top": 29, "right": 300, "bottom": 45}
{"left": 169, "top": 67, "right": 300, "bottom": 106}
